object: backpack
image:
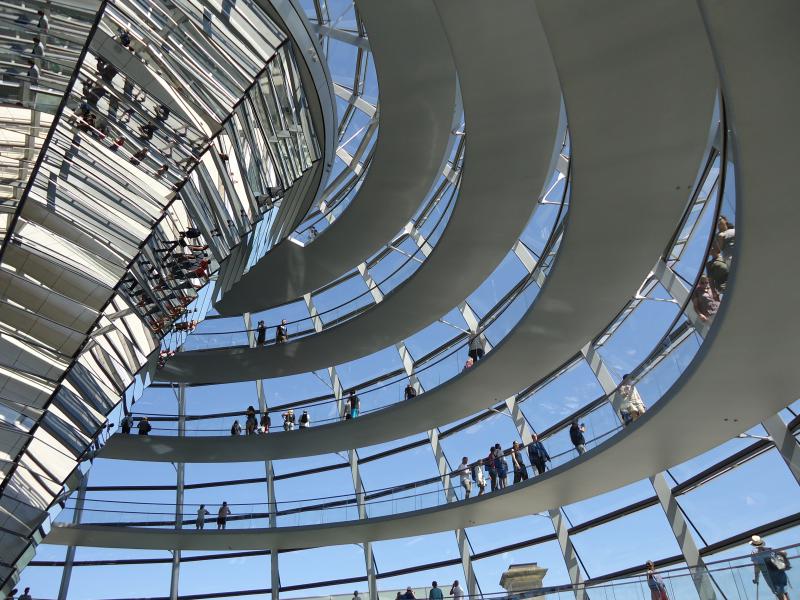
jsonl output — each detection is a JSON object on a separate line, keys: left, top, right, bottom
{"left": 769, "top": 550, "right": 791, "bottom": 572}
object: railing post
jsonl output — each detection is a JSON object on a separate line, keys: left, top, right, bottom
{"left": 503, "top": 395, "right": 587, "bottom": 600}
{"left": 169, "top": 383, "right": 186, "bottom": 600}
{"left": 761, "top": 414, "right": 800, "bottom": 486}
{"left": 245, "top": 313, "right": 280, "bottom": 600}
{"left": 302, "top": 297, "right": 378, "bottom": 599}
{"left": 582, "top": 335, "right": 717, "bottom": 600}
{"left": 57, "top": 469, "right": 89, "bottom": 600}
{"left": 395, "top": 340, "right": 480, "bottom": 599}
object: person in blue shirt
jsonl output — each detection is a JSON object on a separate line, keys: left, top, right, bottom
{"left": 349, "top": 389, "right": 360, "bottom": 418}
{"left": 428, "top": 581, "right": 443, "bottom": 600}
{"left": 527, "top": 433, "right": 551, "bottom": 475}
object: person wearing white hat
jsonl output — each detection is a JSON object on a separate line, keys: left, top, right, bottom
{"left": 749, "top": 535, "right": 790, "bottom": 600}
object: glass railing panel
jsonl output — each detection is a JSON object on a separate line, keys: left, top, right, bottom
{"left": 376, "top": 238, "right": 429, "bottom": 296}
{"left": 480, "top": 279, "right": 540, "bottom": 348}
{"left": 465, "top": 252, "right": 529, "bottom": 319}
{"left": 336, "top": 345, "right": 405, "bottom": 391}
{"left": 314, "top": 273, "right": 374, "bottom": 326}
{"left": 571, "top": 504, "right": 685, "bottom": 577}
{"left": 634, "top": 330, "right": 702, "bottom": 407}
{"left": 517, "top": 359, "right": 606, "bottom": 433}
{"left": 562, "top": 478, "right": 655, "bottom": 526}
{"left": 518, "top": 195, "right": 562, "bottom": 258}
{"left": 675, "top": 448, "right": 800, "bottom": 545}
{"left": 403, "top": 307, "right": 470, "bottom": 360}
{"left": 595, "top": 282, "right": 683, "bottom": 378}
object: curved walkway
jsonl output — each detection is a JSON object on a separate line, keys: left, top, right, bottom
{"left": 100, "top": 0, "right": 717, "bottom": 463}
{"left": 46, "top": 0, "right": 800, "bottom": 550}
{"left": 212, "top": 0, "right": 458, "bottom": 316}
{"left": 47, "top": 6, "right": 800, "bottom": 534}
{"left": 157, "top": 0, "right": 564, "bottom": 383}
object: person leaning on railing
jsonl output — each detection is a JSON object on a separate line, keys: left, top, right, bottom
{"left": 619, "top": 374, "right": 646, "bottom": 425}
{"left": 692, "top": 275, "right": 720, "bottom": 323}
{"left": 282, "top": 409, "right": 295, "bottom": 431}
{"left": 750, "top": 535, "right": 791, "bottom": 600}
{"left": 511, "top": 441, "right": 529, "bottom": 483}
{"left": 645, "top": 560, "right": 668, "bottom": 600}
{"left": 137, "top": 416, "right": 151, "bottom": 436}
{"left": 570, "top": 420, "right": 587, "bottom": 454}
{"left": 471, "top": 459, "right": 486, "bottom": 495}
{"left": 527, "top": 433, "right": 551, "bottom": 475}
{"left": 276, "top": 319, "right": 288, "bottom": 343}
{"left": 245, "top": 406, "right": 258, "bottom": 435}
{"left": 120, "top": 413, "right": 133, "bottom": 434}
{"left": 260, "top": 411, "right": 271, "bottom": 433}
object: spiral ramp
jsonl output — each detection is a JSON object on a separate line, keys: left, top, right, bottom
{"left": 3, "top": 0, "right": 800, "bottom": 598}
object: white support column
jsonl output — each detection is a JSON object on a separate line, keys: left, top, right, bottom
{"left": 169, "top": 384, "right": 186, "bottom": 600}
{"left": 406, "top": 224, "right": 433, "bottom": 258}
{"left": 244, "top": 313, "right": 280, "bottom": 600}
{"left": 458, "top": 301, "right": 481, "bottom": 336}
{"left": 584, "top": 335, "right": 716, "bottom": 599}
{"left": 503, "top": 396, "right": 587, "bottom": 599}
{"left": 427, "top": 426, "right": 478, "bottom": 596}
{"left": 650, "top": 473, "right": 717, "bottom": 599}
{"left": 395, "top": 339, "right": 479, "bottom": 598}
{"left": 549, "top": 508, "right": 587, "bottom": 600}
{"left": 267, "top": 460, "right": 279, "bottom": 600}
{"left": 358, "top": 262, "right": 384, "bottom": 303}
{"left": 761, "top": 414, "right": 800, "bottom": 486}
{"left": 512, "top": 241, "right": 539, "bottom": 275}
{"left": 57, "top": 470, "right": 88, "bottom": 600}
{"left": 652, "top": 260, "right": 711, "bottom": 337}
{"left": 581, "top": 343, "right": 623, "bottom": 415}
{"left": 657, "top": 259, "right": 800, "bottom": 490}
{"left": 347, "top": 450, "right": 378, "bottom": 599}
{"left": 302, "top": 297, "right": 378, "bottom": 598}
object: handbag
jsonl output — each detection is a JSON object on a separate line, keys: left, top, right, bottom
{"left": 769, "top": 550, "right": 790, "bottom": 571}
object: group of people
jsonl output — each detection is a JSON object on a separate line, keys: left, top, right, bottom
{"left": 229, "top": 406, "right": 312, "bottom": 434}
{"left": 643, "top": 534, "right": 792, "bottom": 600}
{"left": 60, "top": 28, "right": 223, "bottom": 341}
{"left": 454, "top": 435, "right": 555, "bottom": 498}
{"left": 692, "top": 215, "right": 735, "bottom": 323}
{"left": 21, "top": 9, "right": 48, "bottom": 84}
{"left": 229, "top": 388, "right": 365, "bottom": 434}
{"left": 255, "top": 319, "right": 289, "bottom": 346}
{"left": 123, "top": 389, "right": 367, "bottom": 438}
{"left": 128, "top": 228, "right": 211, "bottom": 337}
{"left": 353, "top": 580, "right": 463, "bottom": 600}
{"left": 195, "top": 502, "right": 231, "bottom": 530}
{"left": 70, "top": 36, "right": 200, "bottom": 187}
{"left": 119, "top": 413, "right": 150, "bottom": 435}
{"left": 345, "top": 543, "right": 787, "bottom": 600}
